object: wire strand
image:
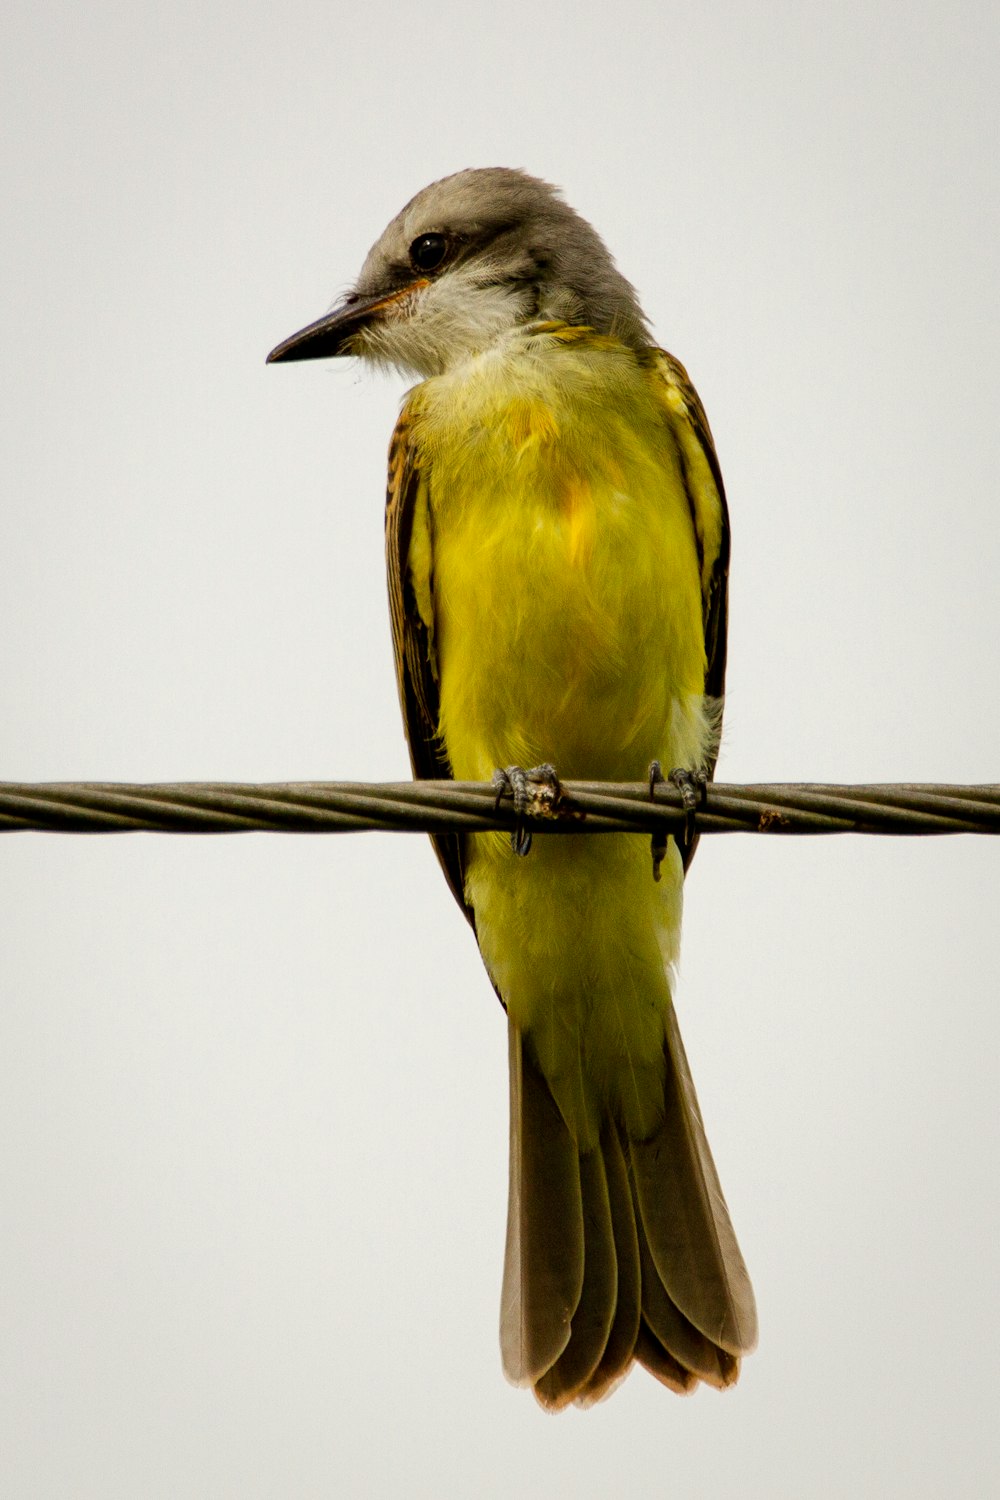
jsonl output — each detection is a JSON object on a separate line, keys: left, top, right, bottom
{"left": 1, "top": 780, "right": 998, "bottom": 835}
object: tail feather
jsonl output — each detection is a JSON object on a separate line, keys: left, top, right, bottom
{"left": 634, "top": 1321, "right": 698, "bottom": 1394}
{"left": 634, "top": 1200, "right": 739, "bottom": 1388}
{"left": 576, "top": 1124, "right": 641, "bottom": 1405}
{"left": 501, "top": 1008, "right": 756, "bottom": 1407}
{"left": 534, "top": 1146, "right": 617, "bottom": 1409}
{"left": 500, "top": 1022, "right": 584, "bottom": 1385}
{"left": 629, "top": 1004, "right": 757, "bottom": 1355}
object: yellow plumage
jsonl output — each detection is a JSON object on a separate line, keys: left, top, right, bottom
{"left": 403, "top": 325, "right": 716, "bottom": 1145}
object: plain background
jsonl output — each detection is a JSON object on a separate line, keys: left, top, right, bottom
{"left": 2, "top": 2, "right": 998, "bottom": 1496}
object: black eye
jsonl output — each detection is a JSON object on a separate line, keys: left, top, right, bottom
{"left": 409, "top": 233, "right": 449, "bottom": 273}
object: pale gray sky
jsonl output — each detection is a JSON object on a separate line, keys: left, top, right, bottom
{"left": 2, "top": 2, "right": 998, "bottom": 1496}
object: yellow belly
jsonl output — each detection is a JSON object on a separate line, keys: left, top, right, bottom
{"left": 409, "top": 329, "right": 712, "bottom": 1145}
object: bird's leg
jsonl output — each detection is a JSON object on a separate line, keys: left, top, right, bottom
{"left": 648, "top": 761, "right": 668, "bottom": 881}
{"left": 491, "top": 763, "right": 563, "bottom": 857}
{"left": 648, "top": 761, "right": 708, "bottom": 878}
{"left": 670, "top": 764, "right": 709, "bottom": 852}
{"left": 492, "top": 765, "right": 533, "bottom": 856}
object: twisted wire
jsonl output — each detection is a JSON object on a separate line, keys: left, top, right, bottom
{"left": 0, "top": 780, "right": 998, "bottom": 835}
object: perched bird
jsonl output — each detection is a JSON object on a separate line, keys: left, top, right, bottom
{"left": 268, "top": 168, "right": 756, "bottom": 1406}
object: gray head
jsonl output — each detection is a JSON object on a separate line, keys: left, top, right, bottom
{"left": 268, "top": 168, "right": 650, "bottom": 378}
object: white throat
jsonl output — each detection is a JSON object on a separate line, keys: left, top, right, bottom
{"left": 355, "top": 263, "right": 535, "bottom": 379}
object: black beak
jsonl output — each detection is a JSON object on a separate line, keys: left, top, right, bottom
{"left": 266, "top": 282, "right": 426, "bottom": 364}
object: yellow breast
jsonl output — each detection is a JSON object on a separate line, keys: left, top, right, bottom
{"left": 406, "top": 326, "right": 709, "bottom": 783}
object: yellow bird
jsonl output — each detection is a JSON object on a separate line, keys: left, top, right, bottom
{"left": 268, "top": 168, "right": 756, "bottom": 1406}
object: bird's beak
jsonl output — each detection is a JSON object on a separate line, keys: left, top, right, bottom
{"left": 266, "top": 282, "right": 428, "bottom": 364}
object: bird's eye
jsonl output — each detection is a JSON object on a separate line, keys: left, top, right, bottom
{"left": 409, "top": 233, "right": 449, "bottom": 273}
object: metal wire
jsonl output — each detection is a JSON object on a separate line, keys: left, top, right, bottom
{"left": 0, "top": 779, "right": 998, "bottom": 835}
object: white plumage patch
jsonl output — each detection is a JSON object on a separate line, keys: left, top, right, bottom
{"left": 354, "top": 262, "right": 535, "bottom": 379}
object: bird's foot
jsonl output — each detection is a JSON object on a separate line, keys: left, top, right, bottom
{"left": 647, "top": 761, "right": 708, "bottom": 878}
{"left": 647, "top": 761, "right": 668, "bottom": 881}
{"left": 491, "top": 763, "right": 563, "bottom": 857}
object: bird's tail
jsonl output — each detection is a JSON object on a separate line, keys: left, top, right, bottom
{"left": 500, "top": 1006, "right": 757, "bottom": 1408}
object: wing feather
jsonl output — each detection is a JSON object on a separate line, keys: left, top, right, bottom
{"left": 646, "top": 347, "right": 730, "bottom": 721}
{"left": 385, "top": 404, "right": 473, "bottom": 923}
{"left": 645, "top": 348, "right": 732, "bottom": 867}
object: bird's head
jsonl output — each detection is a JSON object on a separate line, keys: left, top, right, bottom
{"left": 267, "top": 168, "right": 649, "bottom": 378}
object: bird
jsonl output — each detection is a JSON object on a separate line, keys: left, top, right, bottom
{"left": 267, "top": 167, "right": 756, "bottom": 1407}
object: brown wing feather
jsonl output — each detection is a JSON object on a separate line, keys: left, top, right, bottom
{"left": 384, "top": 406, "right": 473, "bottom": 925}
{"left": 651, "top": 348, "right": 731, "bottom": 722}
{"left": 645, "top": 349, "right": 731, "bottom": 869}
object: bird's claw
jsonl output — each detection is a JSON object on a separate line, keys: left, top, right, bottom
{"left": 648, "top": 761, "right": 668, "bottom": 881}
{"left": 669, "top": 765, "right": 708, "bottom": 850}
{"left": 647, "top": 761, "right": 708, "bottom": 879}
{"left": 491, "top": 763, "right": 562, "bottom": 856}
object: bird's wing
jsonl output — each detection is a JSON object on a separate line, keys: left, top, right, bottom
{"left": 645, "top": 347, "right": 731, "bottom": 717}
{"left": 643, "top": 348, "right": 731, "bottom": 868}
{"left": 384, "top": 400, "right": 475, "bottom": 927}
